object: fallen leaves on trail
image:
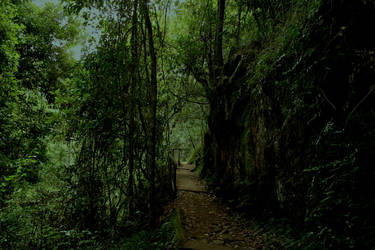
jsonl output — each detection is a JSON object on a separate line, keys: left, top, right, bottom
{"left": 175, "top": 191, "right": 262, "bottom": 249}
{"left": 165, "top": 164, "right": 268, "bottom": 249}
{"left": 162, "top": 164, "right": 289, "bottom": 249}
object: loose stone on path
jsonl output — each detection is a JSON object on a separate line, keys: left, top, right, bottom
{"left": 173, "top": 163, "right": 264, "bottom": 250}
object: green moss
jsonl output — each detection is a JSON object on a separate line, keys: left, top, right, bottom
{"left": 171, "top": 208, "right": 186, "bottom": 244}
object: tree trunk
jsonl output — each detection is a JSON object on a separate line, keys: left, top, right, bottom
{"left": 215, "top": 0, "right": 225, "bottom": 72}
{"left": 128, "top": 0, "right": 139, "bottom": 219}
{"left": 142, "top": 0, "right": 157, "bottom": 227}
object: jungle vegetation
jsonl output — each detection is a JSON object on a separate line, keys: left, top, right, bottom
{"left": 0, "top": 0, "right": 374, "bottom": 249}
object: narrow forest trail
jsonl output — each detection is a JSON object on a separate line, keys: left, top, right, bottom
{"left": 172, "top": 163, "right": 266, "bottom": 250}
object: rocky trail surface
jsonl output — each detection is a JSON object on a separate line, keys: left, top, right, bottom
{"left": 172, "top": 163, "right": 269, "bottom": 250}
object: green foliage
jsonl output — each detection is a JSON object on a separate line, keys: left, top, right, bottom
{"left": 0, "top": 0, "right": 21, "bottom": 78}
{"left": 1, "top": 1, "right": 79, "bottom": 204}
{"left": 57, "top": 0, "right": 177, "bottom": 235}
{"left": 2, "top": 0, "right": 178, "bottom": 246}
{"left": 118, "top": 221, "right": 176, "bottom": 250}
{"left": 3, "top": 0, "right": 373, "bottom": 249}
{"left": 169, "top": 101, "right": 207, "bottom": 160}
{"left": 0, "top": 87, "right": 50, "bottom": 204}
{"left": 61, "top": 22, "right": 139, "bottom": 230}
{"left": 1, "top": 140, "right": 68, "bottom": 249}
{"left": 177, "top": 0, "right": 375, "bottom": 249}
{"left": 0, "top": 1, "right": 84, "bottom": 247}
{"left": 304, "top": 134, "right": 358, "bottom": 248}
{"left": 16, "top": 1, "right": 80, "bottom": 102}
{"left": 0, "top": 1, "right": 22, "bottom": 194}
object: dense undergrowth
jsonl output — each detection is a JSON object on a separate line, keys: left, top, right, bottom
{"left": 1, "top": 0, "right": 179, "bottom": 248}
{"left": 1, "top": 0, "right": 374, "bottom": 248}
{"left": 0, "top": 139, "right": 179, "bottom": 249}
{"left": 188, "top": 0, "right": 375, "bottom": 249}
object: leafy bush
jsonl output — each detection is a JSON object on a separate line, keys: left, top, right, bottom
{"left": 115, "top": 220, "right": 177, "bottom": 250}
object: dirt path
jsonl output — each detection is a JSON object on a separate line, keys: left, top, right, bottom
{"left": 173, "top": 163, "right": 265, "bottom": 250}
{"left": 176, "top": 164, "right": 205, "bottom": 192}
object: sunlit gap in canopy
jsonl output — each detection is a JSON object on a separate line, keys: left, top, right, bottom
{"left": 32, "top": 0, "right": 102, "bottom": 60}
